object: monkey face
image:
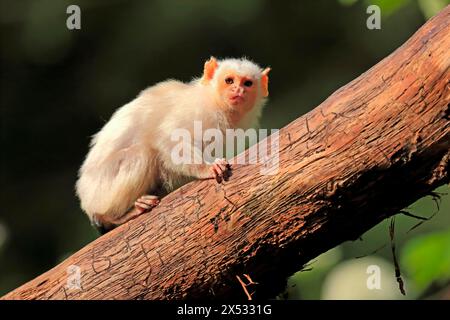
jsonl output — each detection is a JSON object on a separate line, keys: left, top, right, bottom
{"left": 217, "top": 69, "right": 259, "bottom": 114}
{"left": 201, "top": 57, "right": 270, "bottom": 125}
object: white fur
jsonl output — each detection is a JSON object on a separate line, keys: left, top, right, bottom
{"left": 76, "top": 58, "right": 267, "bottom": 221}
{"left": 214, "top": 58, "right": 263, "bottom": 80}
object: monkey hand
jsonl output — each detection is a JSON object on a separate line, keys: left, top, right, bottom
{"left": 209, "top": 158, "right": 232, "bottom": 183}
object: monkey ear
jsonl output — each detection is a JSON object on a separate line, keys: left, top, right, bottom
{"left": 202, "top": 57, "right": 218, "bottom": 84}
{"left": 261, "top": 67, "right": 271, "bottom": 97}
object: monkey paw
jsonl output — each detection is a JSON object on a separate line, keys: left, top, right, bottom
{"left": 209, "top": 158, "right": 232, "bottom": 183}
{"left": 135, "top": 195, "right": 160, "bottom": 213}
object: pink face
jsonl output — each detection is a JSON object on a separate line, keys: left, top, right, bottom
{"left": 217, "top": 70, "right": 259, "bottom": 114}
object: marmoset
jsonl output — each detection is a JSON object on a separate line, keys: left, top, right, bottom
{"left": 76, "top": 57, "right": 270, "bottom": 233}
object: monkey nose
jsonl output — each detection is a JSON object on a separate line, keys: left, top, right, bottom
{"left": 235, "top": 87, "right": 245, "bottom": 95}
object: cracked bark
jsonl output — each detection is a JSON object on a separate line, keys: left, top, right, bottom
{"left": 2, "top": 6, "right": 450, "bottom": 300}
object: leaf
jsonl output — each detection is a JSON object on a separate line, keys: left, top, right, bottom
{"left": 364, "top": 0, "right": 411, "bottom": 17}
{"left": 418, "top": 0, "right": 450, "bottom": 19}
{"left": 401, "top": 229, "right": 450, "bottom": 290}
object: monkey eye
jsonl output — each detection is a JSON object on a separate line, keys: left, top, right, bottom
{"left": 225, "top": 77, "right": 234, "bottom": 84}
{"left": 244, "top": 80, "right": 253, "bottom": 87}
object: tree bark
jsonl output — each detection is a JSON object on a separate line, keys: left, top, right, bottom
{"left": 3, "top": 6, "right": 450, "bottom": 300}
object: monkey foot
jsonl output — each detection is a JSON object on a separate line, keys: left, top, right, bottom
{"left": 209, "top": 158, "right": 232, "bottom": 183}
{"left": 93, "top": 195, "right": 160, "bottom": 234}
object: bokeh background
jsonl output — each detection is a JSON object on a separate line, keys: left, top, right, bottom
{"left": 1, "top": 0, "right": 449, "bottom": 299}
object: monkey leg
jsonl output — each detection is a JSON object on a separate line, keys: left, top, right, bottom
{"left": 209, "top": 158, "right": 232, "bottom": 183}
{"left": 93, "top": 195, "right": 160, "bottom": 234}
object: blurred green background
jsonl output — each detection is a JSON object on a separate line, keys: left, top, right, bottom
{"left": 0, "top": 0, "right": 449, "bottom": 299}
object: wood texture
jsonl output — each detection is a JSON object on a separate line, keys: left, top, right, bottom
{"left": 3, "top": 6, "right": 450, "bottom": 300}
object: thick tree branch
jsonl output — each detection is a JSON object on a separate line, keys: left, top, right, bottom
{"left": 3, "top": 6, "right": 450, "bottom": 300}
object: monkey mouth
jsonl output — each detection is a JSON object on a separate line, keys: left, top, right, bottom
{"left": 230, "top": 95, "right": 244, "bottom": 104}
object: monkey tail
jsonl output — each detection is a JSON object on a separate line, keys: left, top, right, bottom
{"left": 76, "top": 145, "right": 158, "bottom": 223}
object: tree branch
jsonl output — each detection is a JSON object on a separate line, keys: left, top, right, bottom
{"left": 3, "top": 6, "right": 450, "bottom": 300}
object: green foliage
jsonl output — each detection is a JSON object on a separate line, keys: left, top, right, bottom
{"left": 338, "top": 0, "right": 450, "bottom": 18}
{"left": 286, "top": 248, "right": 343, "bottom": 299}
{"left": 364, "top": 0, "right": 411, "bottom": 16}
{"left": 418, "top": 0, "right": 450, "bottom": 18}
{"left": 288, "top": 185, "right": 450, "bottom": 299}
{"left": 401, "top": 229, "right": 450, "bottom": 290}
